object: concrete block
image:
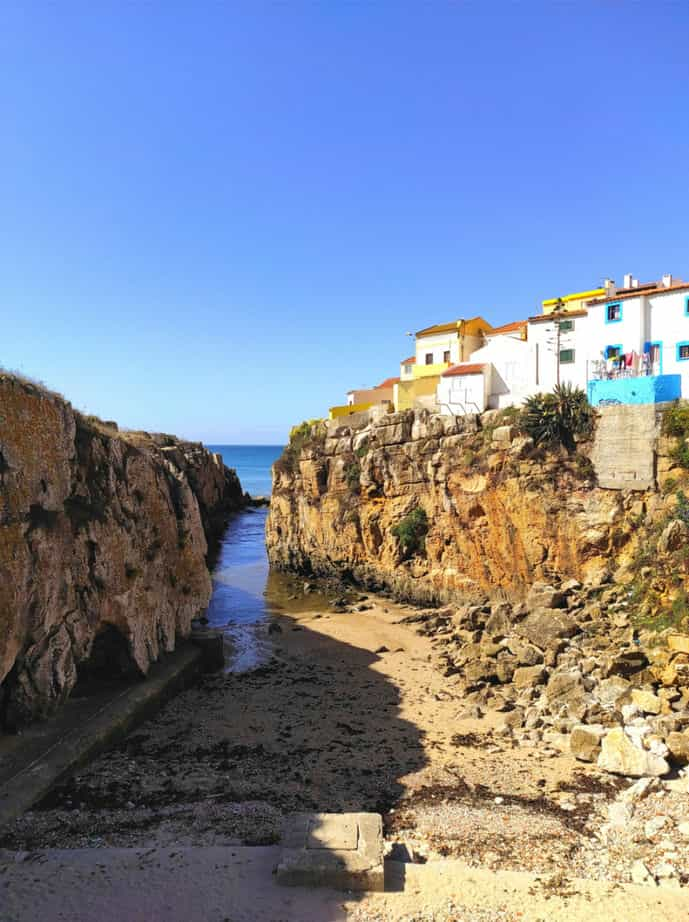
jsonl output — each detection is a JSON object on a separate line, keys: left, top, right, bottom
{"left": 277, "top": 812, "right": 384, "bottom": 891}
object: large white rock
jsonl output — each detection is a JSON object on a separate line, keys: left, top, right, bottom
{"left": 598, "top": 727, "right": 670, "bottom": 778}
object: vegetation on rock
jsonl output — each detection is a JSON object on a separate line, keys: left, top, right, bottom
{"left": 520, "top": 384, "right": 595, "bottom": 453}
{"left": 662, "top": 401, "right": 689, "bottom": 468}
{"left": 391, "top": 506, "right": 428, "bottom": 559}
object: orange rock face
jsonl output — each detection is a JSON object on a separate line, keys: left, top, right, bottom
{"left": 266, "top": 411, "right": 642, "bottom": 605}
{"left": 0, "top": 375, "right": 243, "bottom": 726}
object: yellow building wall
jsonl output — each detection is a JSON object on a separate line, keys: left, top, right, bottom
{"left": 541, "top": 289, "right": 605, "bottom": 315}
{"left": 328, "top": 401, "right": 374, "bottom": 420}
{"left": 412, "top": 361, "right": 450, "bottom": 380}
{"left": 395, "top": 376, "right": 439, "bottom": 411}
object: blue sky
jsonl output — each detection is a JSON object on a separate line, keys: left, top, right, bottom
{"left": 2, "top": 3, "right": 688, "bottom": 444}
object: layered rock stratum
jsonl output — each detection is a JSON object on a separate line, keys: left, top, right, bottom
{"left": 267, "top": 410, "right": 647, "bottom": 601}
{"left": 0, "top": 373, "right": 244, "bottom": 726}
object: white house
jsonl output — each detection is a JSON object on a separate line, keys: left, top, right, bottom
{"left": 437, "top": 362, "right": 492, "bottom": 414}
{"left": 467, "top": 320, "right": 535, "bottom": 409}
{"left": 583, "top": 274, "right": 689, "bottom": 404}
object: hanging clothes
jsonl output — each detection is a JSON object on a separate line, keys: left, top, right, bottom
{"left": 624, "top": 352, "right": 633, "bottom": 368}
{"left": 631, "top": 351, "right": 640, "bottom": 374}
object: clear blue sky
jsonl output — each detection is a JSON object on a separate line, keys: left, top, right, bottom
{"left": 2, "top": 3, "right": 688, "bottom": 444}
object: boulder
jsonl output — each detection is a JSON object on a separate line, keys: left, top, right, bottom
{"left": 668, "top": 633, "right": 689, "bottom": 655}
{"left": 604, "top": 650, "right": 649, "bottom": 678}
{"left": 526, "top": 583, "right": 569, "bottom": 610}
{"left": 631, "top": 688, "right": 662, "bottom": 715}
{"left": 506, "top": 640, "right": 543, "bottom": 666}
{"left": 515, "top": 609, "right": 579, "bottom": 649}
{"left": 598, "top": 728, "right": 670, "bottom": 778}
{"left": 593, "top": 675, "right": 631, "bottom": 708}
{"left": 483, "top": 603, "right": 514, "bottom": 639}
{"left": 666, "top": 730, "right": 689, "bottom": 764}
{"left": 512, "top": 665, "right": 547, "bottom": 689}
{"left": 570, "top": 724, "right": 606, "bottom": 762}
{"left": 544, "top": 670, "right": 588, "bottom": 718}
{"left": 658, "top": 519, "right": 689, "bottom": 554}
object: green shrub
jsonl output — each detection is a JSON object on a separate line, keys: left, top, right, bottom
{"left": 662, "top": 476, "right": 678, "bottom": 495}
{"left": 573, "top": 452, "right": 595, "bottom": 480}
{"left": 355, "top": 437, "right": 370, "bottom": 459}
{"left": 391, "top": 506, "right": 429, "bottom": 559}
{"left": 662, "top": 402, "right": 689, "bottom": 438}
{"left": 344, "top": 461, "right": 361, "bottom": 492}
{"left": 520, "top": 384, "right": 595, "bottom": 454}
{"left": 662, "top": 403, "right": 689, "bottom": 469}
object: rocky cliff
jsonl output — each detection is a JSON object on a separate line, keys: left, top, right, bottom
{"left": 0, "top": 373, "right": 244, "bottom": 727}
{"left": 267, "top": 410, "right": 649, "bottom": 602}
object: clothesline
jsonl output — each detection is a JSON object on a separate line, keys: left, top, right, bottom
{"left": 589, "top": 349, "right": 659, "bottom": 381}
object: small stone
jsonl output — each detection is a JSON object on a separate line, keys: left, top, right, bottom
{"left": 630, "top": 859, "right": 656, "bottom": 886}
{"left": 644, "top": 815, "right": 671, "bottom": 840}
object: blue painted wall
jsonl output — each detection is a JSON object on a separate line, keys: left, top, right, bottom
{"left": 587, "top": 374, "right": 681, "bottom": 407}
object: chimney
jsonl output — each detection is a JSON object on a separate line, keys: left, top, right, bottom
{"left": 662, "top": 273, "right": 673, "bottom": 288}
{"left": 623, "top": 273, "right": 633, "bottom": 289}
{"left": 603, "top": 278, "right": 616, "bottom": 296}
{"left": 631, "top": 277, "right": 640, "bottom": 289}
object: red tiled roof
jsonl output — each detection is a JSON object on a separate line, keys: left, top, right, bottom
{"left": 376, "top": 377, "right": 400, "bottom": 388}
{"left": 401, "top": 356, "right": 416, "bottom": 365}
{"left": 488, "top": 320, "right": 527, "bottom": 335}
{"left": 587, "top": 281, "right": 689, "bottom": 305}
{"left": 528, "top": 309, "right": 588, "bottom": 324}
{"left": 442, "top": 363, "right": 485, "bottom": 377}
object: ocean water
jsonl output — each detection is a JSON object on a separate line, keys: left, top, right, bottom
{"left": 207, "top": 444, "right": 283, "bottom": 497}
{"left": 203, "top": 443, "right": 328, "bottom": 671}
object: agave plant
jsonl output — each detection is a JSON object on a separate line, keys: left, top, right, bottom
{"left": 521, "top": 384, "right": 594, "bottom": 453}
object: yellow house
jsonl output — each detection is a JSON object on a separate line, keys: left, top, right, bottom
{"left": 394, "top": 316, "right": 493, "bottom": 411}
{"left": 541, "top": 288, "right": 606, "bottom": 315}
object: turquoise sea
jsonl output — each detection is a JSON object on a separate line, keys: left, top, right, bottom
{"left": 207, "top": 444, "right": 283, "bottom": 497}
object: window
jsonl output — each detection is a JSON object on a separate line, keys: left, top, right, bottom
{"left": 677, "top": 342, "right": 689, "bottom": 361}
{"left": 605, "top": 345, "right": 622, "bottom": 359}
{"left": 559, "top": 348, "right": 575, "bottom": 364}
{"left": 606, "top": 302, "right": 622, "bottom": 323}
{"left": 425, "top": 353, "right": 433, "bottom": 365}
{"left": 403, "top": 364, "right": 412, "bottom": 375}
{"left": 443, "top": 350, "right": 451, "bottom": 363}
{"left": 559, "top": 319, "right": 574, "bottom": 332}
{"left": 685, "top": 296, "right": 689, "bottom": 316}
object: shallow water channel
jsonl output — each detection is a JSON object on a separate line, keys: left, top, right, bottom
{"left": 205, "top": 507, "right": 331, "bottom": 671}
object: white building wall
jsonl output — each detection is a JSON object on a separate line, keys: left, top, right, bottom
{"left": 585, "top": 289, "right": 689, "bottom": 396}
{"left": 526, "top": 314, "right": 589, "bottom": 394}
{"left": 415, "top": 332, "right": 461, "bottom": 367}
{"left": 647, "top": 291, "right": 689, "bottom": 392}
{"left": 437, "top": 369, "right": 491, "bottom": 415}
{"left": 468, "top": 337, "right": 535, "bottom": 408}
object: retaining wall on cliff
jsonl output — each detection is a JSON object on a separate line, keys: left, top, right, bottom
{"left": 266, "top": 408, "right": 672, "bottom": 605}
{"left": 0, "top": 374, "right": 244, "bottom": 726}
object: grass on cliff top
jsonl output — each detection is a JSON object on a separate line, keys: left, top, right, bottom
{"left": 0, "top": 367, "right": 66, "bottom": 402}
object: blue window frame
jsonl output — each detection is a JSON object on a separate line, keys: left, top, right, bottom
{"left": 605, "top": 302, "right": 622, "bottom": 323}
{"left": 685, "top": 295, "right": 689, "bottom": 316}
{"left": 677, "top": 342, "right": 689, "bottom": 361}
{"left": 605, "top": 344, "right": 623, "bottom": 359}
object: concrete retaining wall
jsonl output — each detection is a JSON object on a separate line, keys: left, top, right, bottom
{"left": 590, "top": 403, "right": 668, "bottom": 490}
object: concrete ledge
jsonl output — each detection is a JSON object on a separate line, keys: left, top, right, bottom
{"left": 0, "top": 644, "right": 202, "bottom": 829}
{"left": 277, "top": 812, "right": 384, "bottom": 891}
